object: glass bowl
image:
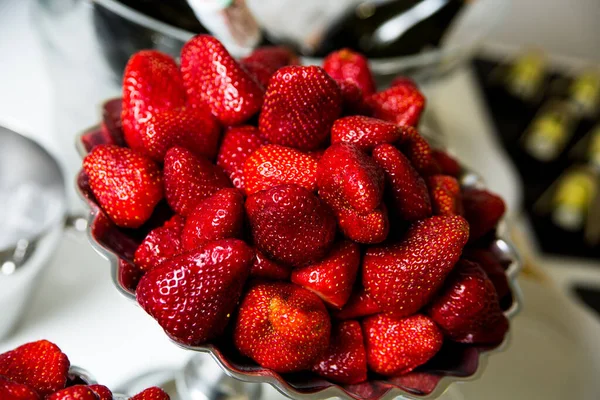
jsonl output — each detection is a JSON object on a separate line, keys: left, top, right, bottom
{"left": 75, "top": 99, "right": 522, "bottom": 400}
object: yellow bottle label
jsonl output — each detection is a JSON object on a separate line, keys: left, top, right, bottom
{"left": 553, "top": 171, "right": 596, "bottom": 211}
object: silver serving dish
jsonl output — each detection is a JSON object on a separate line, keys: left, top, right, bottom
{"left": 75, "top": 99, "right": 522, "bottom": 400}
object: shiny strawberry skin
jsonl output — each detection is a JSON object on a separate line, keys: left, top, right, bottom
{"left": 331, "top": 116, "right": 404, "bottom": 152}
{"left": 259, "top": 66, "right": 342, "bottom": 151}
{"left": 136, "top": 239, "right": 254, "bottom": 345}
{"left": 234, "top": 282, "right": 331, "bottom": 373}
{"left": 462, "top": 189, "right": 506, "bottom": 242}
{"left": 398, "top": 128, "right": 435, "bottom": 175}
{"left": 182, "top": 189, "right": 245, "bottom": 251}
{"left": 121, "top": 50, "right": 187, "bottom": 151}
{"left": 88, "top": 385, "right": 112, "bottom": 400}
{"left": 312, "top": 320, "right": 367, "bottom": 385}
{"left": 427, "top": 175, "right": 463, "bottom": 216}
{"left": 323, "top": 48, "right": 376, "bottom": 96}
{"left": 463, "top": 248, "right": 510, "bottom": 300}
{"left": 336, "top": 204, "right": 389, "bottom": 244}
{"left": 0, "top": 376, "right": 39, "bottom": 400}
{"left": 363, "top": 314, "right": 443, "bottom": 376}
{"left": 163, "top": 147, "right": 232, "bottom": 216}
{"left": 135, "top": 215, "right": 185, "bottom": 273}
{"left": 83, "top": 145, "right": 164, "bottom": 228}
{"left": 246, "top": 184, "right": 337, "bottom": 267}
{"left": 338, "top": 80, "right": 365, "bottom": 115}
{"left": 0, "top": 340, "right": 69, "bottom": 397}
{"left": 363, "top": 216, "right": 470, "bottom": 316}
{"left": 242, "top": 46, "right": 299, "bottom": 75}
{"left": 216, "top": 126, "right": 266, "bottom": 190}
{"left": 47, "top": 385, "right": 99, "bottom": 400}
{"left": 372, "top": 144, "right": 432, "bottom": 221}
{"left": 140, "top": 107, "right": 221, "bottom": 161}
{"left": 317, "top": 143, "right": 384, "bottom": 214}
{"left": 428, "top": 260, "right": 509, "bottom": 344}
{"left": 291, "top": 240, "right": 360, "bottom": 309}
{"left": 243, "top": 144, "right": 318, "bottom": 195}
{"left": 130, "top": 387, "right": 170, "bottom": 400}
{"left": 334, "top": 287, "right": 382, "bottom": 320}
{"left": 250, "top": 250, "right": 292, "bottom": 280}
{"left": 119, "top": 258, "right": 144, "bottom": 292}
{"left": 431, "top": 150, "right": 461, "bottom": 177}
{"left": 239, "top": 61, "right": 273, "bottom": 89}
{"left": 181, "top": 35, "right": 264, "bottom": 125}
{"left": 365, "top": 80, "right": 425, "bottom": 127}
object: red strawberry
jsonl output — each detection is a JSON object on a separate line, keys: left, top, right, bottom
{"left": 462, "top": 189, "right": 506, "bottom": 242}
{"left": 331, "top": 116, "right": 404, "bottom": 152}
{"left": 216, "top": 126, "right": 266, "bottom": 190}
{"left": 428, "top": 260, "right": 509, "bottom": 344}
{"left": 431, "top": 150, "right": 461, "bottom": 177}
{"left": 335, "top": 287, "right": 382, "bottom": 320}
{"left": 365, "top": 79, "right": 425, "bottom": 127}
{"left": 259, "top": 66, "right": 342, "bottom": 151}
{"left": 242, "top": 46, "right": 299, "bottom": 76}
{"left": 246, "top": 184, "right": 337, "bottom": 267}
{"left": 136, "top": 239, "right": 254, "bottom": 345}
{"left": 398, "top": 129, "right": 435, "bottom": 175}
{"left": 363, "top": 216, "right": 469, "bottom": 316}
{"left": 363, "top": 314, "right": 443, "bottom": 376}
{"left": 335, "top": 203, "right": 389, "bottom": 244}
{"left": 243, "top": 144, "right": 318, "bottom": 195}
{"left": 140, "top": 107, "right": 221, "bottom": 161}
{"left": 312, "top": 320, "right": 367, "bottom": 384}
{"left": 306, "top": 149, "right": 326, "bottom": 162}
{"left": 0, "top": 376, "right": 39, "bottom": 400}
{"left": 88, "top": 385, "right": 112, "bottom": 400}
{"left": 181, "top": 35, "right": 264, "bottom": 125}
{"left": 239, "top": 61, "right": 273, "bottom": 89}
{"left": 372, "top": 144, "right": 432, "bottom": 221}
{"left": 250, "top": 250, "right": 292, "bottom": 280}
{"left": 83, "top": 145, "right": 163, "bottom": 228}
{"left": 463, "top": 248, "right": 510, "bottom": 299}
{"left": 390, "top": 76, "right": 418, "bottom": 89}
{"left": 338, "top": 80, "right": 365, "bottom": 115}
{"left": 317, "top": 143, "right": 384, "bottom": 214}
{"left": 134, "top": 215, "right": 185, "bottom": 273}
{"left": 291, "top": 241, "right": 360, "bottom": 309}
{"left": 163, "top": 147, "right": 232, "bottom": 216}
{"left": 46, "top": 385, "right": 98, "bottom": 400}
{"left": 0, "top": 341, "right": 69, "bottom": 396}
{"left": 130, "top": 387, "right": 170, "bottom": 400}
{"left": 182, "top": 189, "right": 244, "bottom": 251}
{"left": 323, "top": 48, "right": 376, "bottom": 96}
{"left": 427, "top": 175, "right": 462, "bottom": 216}
{"left": 119, "top": 258, "right": 145, "bottom": 292}
{"left": 121, "top": 50, "right": 187, "bottom": 151}
{"left": 234, "top": 282, "right": 331, "bottom": 373}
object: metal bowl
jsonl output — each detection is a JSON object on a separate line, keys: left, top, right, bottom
{"left": 75, "top": 100, "right": 522, "bottom": 400}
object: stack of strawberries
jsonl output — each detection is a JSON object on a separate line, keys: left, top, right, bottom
{"left": 0, "top": 340, "right": 168, "bottom": 400}
{"left": 81, "top": 35, "right": 511, "bottom": 386}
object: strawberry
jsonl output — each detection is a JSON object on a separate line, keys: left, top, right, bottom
{"left": 134, "top": 215, "right": 185, "bottom": 273}
{"left": 163, "top": 147, "right": 232, "bottom": 216}
{"left": 462, "top": 189, "right": 506, "bottom": 242}
{"left": 317, "top": 143, "right": 384, "bottom": 214}
{"left": 427, "top": 175, "right": 462, "bottom": 216}
{"left": 246, "top": 184, "right": 337, "bottom": 267}
{"left": 389, "top": 372, "right": 440, "bottom": 396}
{"left": 291, "top": 240, "right": 360, "bottom": 309}
{"left": 428, "top": 260, "right": 509, "bottom": 344}
{"left": 363, "top": 314, "right": 443, "bottom": 376}
{"left": 243, "top": 144, "right": 318, "bottom": 195}
{"left": 312, "top": 320, "right": 367, "bottom": 384}
{"left": 136, "top": 239, "right": 253, "bottom": 345}
{"left": 335, "top": 203, "right": 389, "bottom": 244}
{"left": 216, "top": 126, "right": 266, "bottom": 190}
{"left": 390, "top": 76, "right": 418, "bottom": 89}
{"left": 338, "top": 80, "right": 365, "bottom": 115}
{"left": 239, "top": 61, "right": 273, "bottom": 89}
{"left": 83, "top": 145, "right": 164, "bottom": 228}
{"left": 182, "top": 189, "right": 244, "bottom": 251}
{"left": 431, "top": 150, "right": 461, "bottom": 177}
{"left": 250, "top": 250, "right": 292, "bottom": 280}
{"left": 140, "top": 107, "right": 221, "bottom": 162}
{"left": 118, "top": 258, "right": 144, "bottom": 292}
{"left": 181, "top": 35, "right": 264, "bottom": 125}
{"left": 398, "top": 129, "right": 435, "bottom": 175}
{"left": 259, "top": 66, "right": 342, "bottom": 151}
{"left": 0, "top": 376, "right": 39, "bottom": 400}
{"left": 130, "top": 387, "right": 170, "bottom": 400}
{"left": 242, "top": 46, "right": 299, "bottom": 76}
{"left": 463, "top": 248, "right": 510, "bottom": 300}
{"left": 47, "top": 385, "right": 98, "bottom": 400}
{"left": 121, "top": 51, "right": 187, "bottom": 151}
{"left": 234, "top": 282, "right": 331, "bottom": 373}
{"left": 331, "top": 116, "right": 404, "bottom": 152}
{"left": 306, "top": 149, "right": 326, "bottom": 162}
{"left": 372, "top": 144, "right": 432, "bottom": 221}
{"left": 323, "top": 48, "right": 376, "bottom": 96}
{"left": 365, "top": 79, "right": 425, "bottom": 127}
{"left": 88, "top": 385, "right": 112, "bottom": 400}
{"left": 0, "top": 341, "right": 69, "bottom": 396}
{"left": 334, "top": 287, "right": 382, "bottom": 320}
{"left": 363, "top": 216, "right": 469, "bottom": 316}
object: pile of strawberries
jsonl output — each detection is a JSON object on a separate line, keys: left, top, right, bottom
{"left": 0, "top": 340, "right": 169, "bottom": 400}
{"left": 82, "top": 35, "right": 511, "bottom": 385}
